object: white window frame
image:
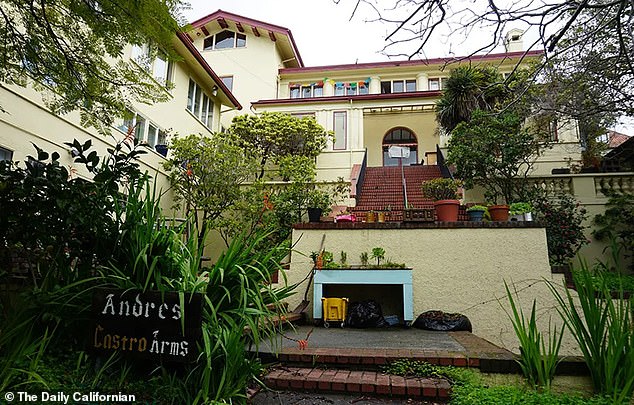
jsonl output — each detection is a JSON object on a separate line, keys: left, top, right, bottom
{"left": 203, "top": 31, "right": 247, "bottom": 51}
{"left": 131, "top": 44, "right": 174, "bottom": 87}
{"left": 290, "top": 83, "right": 323, "bottom": 99}
{"left": 333, "top": 111, "right": 347, "bottom": 150}
{"left": 186, "top": 78, "right": 215, "bottom": 129}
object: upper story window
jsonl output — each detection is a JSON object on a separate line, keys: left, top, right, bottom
{"left": 187, "top": 78, "right": 214, "bottom": 129}
{"left": 380, "top": 79, "right": 416, "bottom": 94}
{"left": 290, "top": 82, "right": 323, "bottom": 99}
{"left": 333, "top": 80, "right": 369, "bottom": 96}
{"left": 203, "top": 30, "right": 247, "bottom": 51}
{"left": 428, "top": 78, "right": 448, "bottom": 91}
{"left": 131, "top": 44, "right": 173, "bottom": 86}
{"left": 0, "top": 146, "right": 13, "bottom": 162}
{"left": 115, "top": 110, "right": 167, "bottom": 149}
{"left": 221, "top": 76, "right": 234, "bottom": 92}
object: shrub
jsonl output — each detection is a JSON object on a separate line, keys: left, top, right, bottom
{"left": 593, "top": 192, "right": 634, "bottom": 271}
{"left": 421, "top": 178, "right": 460, "bottom": 201}
{"left": 533, "top": 194, "right": 588, "bottom": 266}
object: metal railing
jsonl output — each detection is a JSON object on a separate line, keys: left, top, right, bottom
{"left": 355, "top": 148, "right": 368, "bottom": 205}
{"left": 436, "top": 144, "right": 453, "bottom": 179}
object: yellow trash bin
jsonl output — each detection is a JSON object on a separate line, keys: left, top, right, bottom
{"left": 321, "top": 297, "right": 349, "bottom": 328}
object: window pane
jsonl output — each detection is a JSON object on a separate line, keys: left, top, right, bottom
{"left": 221, "top": 76, "right": 233, "bottom": 91}
{"left": 153, "top": 52, "right": 168, "bottom": 84}
{"left": 207, "top": 101, "right": 214, "bottom": 128}
{"left": 358, "top": 84, "right": 369, "bottom": 95}
{"left": 393, "top": 80, "right": 404, "bottom": 93}
{"left": 290, "top": 87, "right": 300, "bottom": 98}
{"left": 147, "top": 124, "right": 157, "bottom": 147}
{"left": 334, "top": 84, "right": 344, "bottom": 96}
{"left": 215, "top": 31, "right": 235, "bottom": 49}
{"left": 406, "top": 80, "right": 416, "bottom": 92}
{"left": 202, "top": 94, "right": 209, "bottom": 124}
{"left": 203, "top": 37, "right": 214, "bottom": 50}
{"left": 158, "top": 130, "right": 167, "bottom": 145}
{"left": 333, "top": 112, "right": 346, "bottom": 150}
{"left": 187, "top": 79, "right": 195, "bottom": 111}
{"left": 428, "top": 79, "right": 440, "bottom": 90}
{"left": 236, "top": 33, "right": 246, "bottom": 47}
{"left": 0, "top": 146, "right": 13, "bottom": 162}
{"left": 381, "top": 81, "right": 391, "bottom": 94}
{"left": 193, "top": 84, "right": 202, "bottom": 117}
{"left": 346, "top": 86, "right": 356, "bottom": 96}
{"left": 302, "top": 86, "right": 312, "bottom": 98}
{"left": 135, "top": 115, "right": 145, "bottom": 141}
{"left": 313, "top": 86, "right": 323, "bottom": 97}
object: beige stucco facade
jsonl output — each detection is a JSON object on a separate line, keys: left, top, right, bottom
{"left": 288, "top": 225, "right": 581, "bottom": 356}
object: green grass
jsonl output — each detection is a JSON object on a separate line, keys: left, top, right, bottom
{"left": 383, "top": 359, "right": 614, "bottom": 405}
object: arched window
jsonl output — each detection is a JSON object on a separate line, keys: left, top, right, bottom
{"left": 382, "top": 127, "right": 418, "bottom": 166}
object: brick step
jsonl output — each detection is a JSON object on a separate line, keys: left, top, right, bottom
{"left": 264, "top": 367, "right": 451, "bottom": 400}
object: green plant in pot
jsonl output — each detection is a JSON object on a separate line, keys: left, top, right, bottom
{"left": 509, "top": 202, "right": 533, "bottom": 222}
{"left": 306, "top": 189, "right": 331, "bottom": 223}
{"left": 466, "top": 205, "right": 488, "bottom": 222}
{"left": 421, "top": 178, "right": 461, "bottom": 222}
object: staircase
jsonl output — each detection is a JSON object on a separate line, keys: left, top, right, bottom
{"left": 351, "top": 165, "right": 443, "bottom": 222}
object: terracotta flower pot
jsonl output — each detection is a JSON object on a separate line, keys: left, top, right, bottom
{"left": 488, "top": 205, "right": 510, "bottom": 222}
{"left": 433, "top": 199, "right": 460, "bottom": 222}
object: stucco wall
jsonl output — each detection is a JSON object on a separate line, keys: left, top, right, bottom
{"left": 287, "top": 224, "right": 580, "bottom": 356}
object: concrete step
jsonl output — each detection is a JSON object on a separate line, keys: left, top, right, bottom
{"left": 264, "top": 366, "right": 452, "bottom": 400}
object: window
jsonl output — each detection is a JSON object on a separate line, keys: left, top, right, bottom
{"left": 289, "top": 83, "right": 323, "bottom": 98}
{"left": 428, "top": 78, "right": 448, "bottom": 90}
{"left": 203, "top": 30, "right": 247, "bottom": 50}
{"left": 406, "top": 80, "right": 417, "bottom": 92}
{"left": 383, "top": 127, "right": 418, "bottom": 166}
{"left": 131, "top": 44, "right": 173, "bottom": 86}
{"left": 117, "top": 108, "right": 135, "bottom": 133}
{"left": 147, "top": 124, "right": 158, "bottom": 148}
{"left": 334, "top": 83, "right": 345, "bottom": 96}
{"left": 186, "top": 78, "right": 214, "bottom": 129}
{"left": 0, "top": 146, "right": 13, "bottom": 162}
{"left": 381, "top": 79, "right": 416, "bottom": 94}
{"left": 333, "top": 112, "right": 347, "bottom": 150}
{"left": 381, "top": 81, "right": 392, "bottom": 94}
{"left": 115, "top": 111, "right": 167, "bottom": 149}
{"left": 393, "top": 81, "right": 404, "bottom": 93}
{"left": 221, "top": 76, "right": 233, "bottom": 92}
{"left": 134, "top": 115, "right": 146, "bottom": 141}
{"left": 358, "top": 83, "right": 369, "bottom": 95}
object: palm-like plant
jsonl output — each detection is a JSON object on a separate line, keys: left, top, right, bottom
{"left": 436, "top": 66, "right": 506, "bottom": 132}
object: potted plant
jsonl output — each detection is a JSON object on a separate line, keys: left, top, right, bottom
{"left": 466, "top": 205, "right": 488, "bottom": 222}
{"left": 488, "top": 204, "right": 510, "bottom": 222}
{"left": 421, "top": 178, "right": 461, "bottom": 222}
{"left": 306, "top": 189, "right": 331, "bottom": 223}
{"left": 509, "top": 202, "right": 533, "bottom": 222}
{"left": 366, "top": 211, "right": 376, "bottom": 223}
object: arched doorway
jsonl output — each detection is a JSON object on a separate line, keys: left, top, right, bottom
{"left": 382, "top": 127, "right": 418, "bottom": 166}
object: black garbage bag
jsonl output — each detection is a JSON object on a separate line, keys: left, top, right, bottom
{"left": 413, "top": 310, "right": 472, "bottom": 332}
{"left": 346, "top": 300, "right": 388, "bottom": 328}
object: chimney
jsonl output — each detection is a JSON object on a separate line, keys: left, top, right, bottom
{"left": 504, "top": 29, "right": 524, "bottom": 52}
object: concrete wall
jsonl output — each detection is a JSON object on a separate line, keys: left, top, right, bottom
{"left": 287, "top": 224, "right": 581, "bottom": 356}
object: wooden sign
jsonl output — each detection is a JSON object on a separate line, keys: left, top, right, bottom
{"left": 91, "top": 289, "right": 202, "bottom": 363}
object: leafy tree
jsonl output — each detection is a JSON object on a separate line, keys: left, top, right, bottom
{"left": 163, "top": 133, "right": 257, "bottom": 247}
{"left": 230, "top": 112, "right": 332, "bottom": 179}
{"left": 446, "top": 110, "right": 540, "bottom": 204}
{"left": 0, "top": 0, "right": 185, "bottom": 132}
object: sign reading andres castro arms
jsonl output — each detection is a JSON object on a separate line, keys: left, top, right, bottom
{"left": 92, "top": 289, "right": 202, "bottom": 363}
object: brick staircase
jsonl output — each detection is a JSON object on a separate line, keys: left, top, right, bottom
{"left": 350, "top": 165, "right": 446, "bottom": 221}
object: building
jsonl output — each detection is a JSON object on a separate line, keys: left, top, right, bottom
{"left": 185, "top": 10, "right": 582, "bottom": 192}
{"left": 0, "top": 31, "right": 240, "bottom": 210}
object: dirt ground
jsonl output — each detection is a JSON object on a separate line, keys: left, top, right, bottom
{"left": 249, "top": 390, "right": 442, "bottom": 405}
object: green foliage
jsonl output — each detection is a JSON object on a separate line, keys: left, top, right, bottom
{"left": 230, "top": 112, "right": 332, "bottom": 179}
{"left": 593, "top": 192, "right": 634, "bottom": 271}
{"left": 504, "top": 282, "right": 563, "bottom": 390}
{"left": 0, "top": 0, "right": 184, "bottom": 133}
{"left": 360, "top": 252, "right": 369, "bottom": 267}
{"left": 163, "top": 133, "right": 257, "bottom": 247}
{"left": 436, "top": 66, "right": 507, "bottom": 132}
{"left": 467, "top": 205, "right": 488, "bottom": 212}
{"left": 447, "top": 110, "right": 539, "bottom": 204}
{"left": 383, "top": 359, "right": 479, "bottom": 386}
{"left": 421, "top": 178, "right": 460, "bottom": 201}
{"left": 547, "top": 265, "right": 634, "bottom": 404}
{"left": 533, "top": 194, "right": 588, "bottom": 266}
{"left": 450, "top": 384, "right": 614, "bottom": 405}
{"left": 510, "top": 202, "right": 533, "bottom": 215}
{"left": 371, "top": 247, "right": 386, "bottom": 266}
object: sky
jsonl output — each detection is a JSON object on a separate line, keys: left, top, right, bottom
{"left": 182, "top": 0, "right": 632, "bottom": 133}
